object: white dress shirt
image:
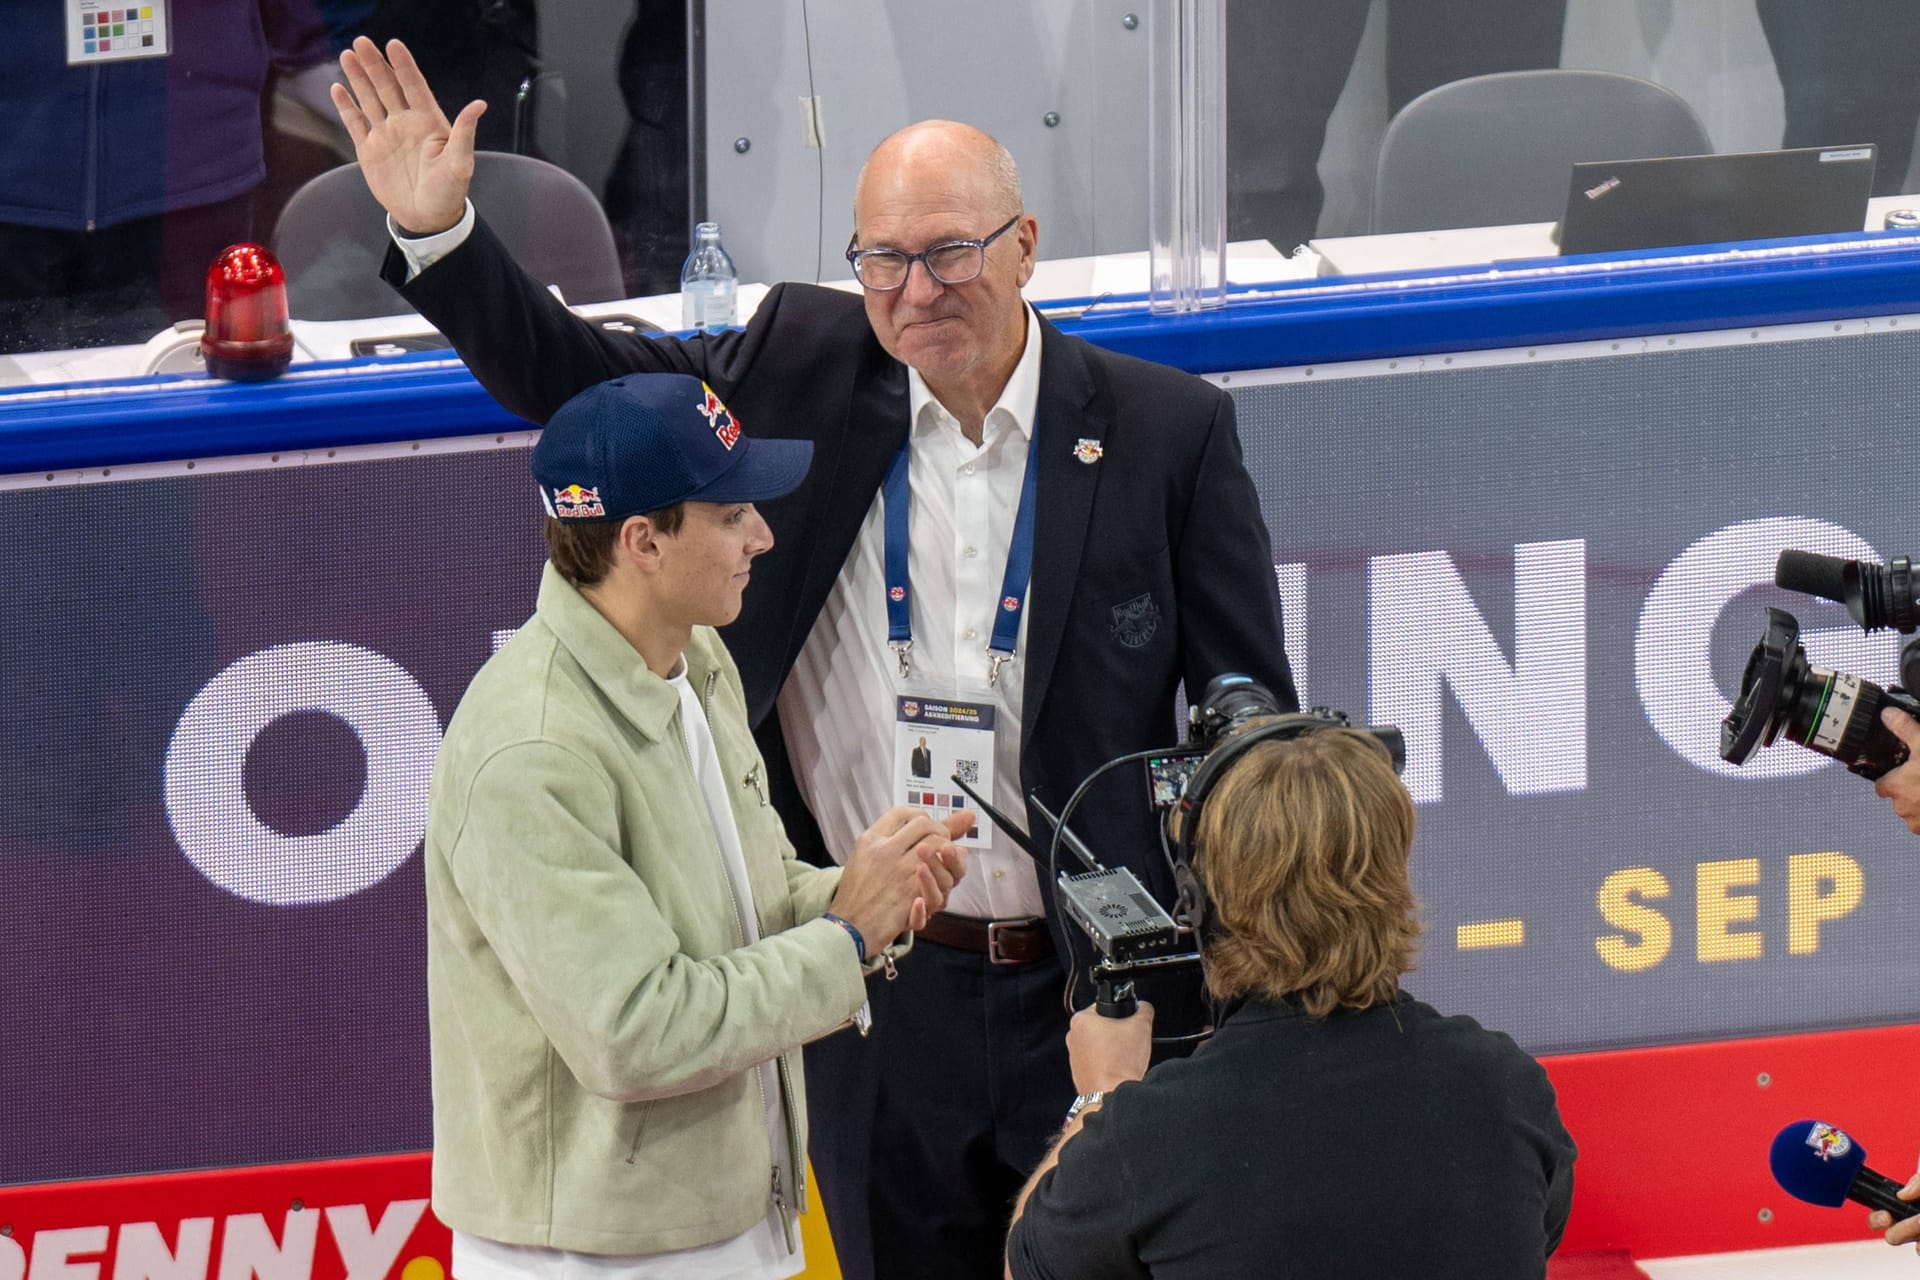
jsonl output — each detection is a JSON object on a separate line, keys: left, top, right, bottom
{"left": 777, "top": 305, "right": 1047, "bottom": 921}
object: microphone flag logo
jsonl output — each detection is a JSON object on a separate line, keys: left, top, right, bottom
{"left": 1806, "top": 1121, "right": 1852, "bottom": 1161}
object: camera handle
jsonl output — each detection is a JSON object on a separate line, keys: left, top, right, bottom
{"left": 1900, "top": 636, "right": 1920, "bottom": 698}
{"left": 1092, "top": 964, "right": 1139, "bottom": 1018}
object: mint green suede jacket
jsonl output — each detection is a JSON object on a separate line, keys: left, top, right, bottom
{"left": 424, "top": 563, "right": 868, "bottom": 1253}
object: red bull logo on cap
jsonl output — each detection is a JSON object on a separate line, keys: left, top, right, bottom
{"left": 1806, "top": 1122, "right": 1852, "bottom": 1161}
{"left": 697, "top": 381, "right": 742, "bottom": 450}
{"left": 552, "top": 483, "right": 606, "bottom": 519}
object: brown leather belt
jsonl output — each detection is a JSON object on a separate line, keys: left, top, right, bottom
{"left": 917, "top": 912, "right": 1054, "bottom": 965}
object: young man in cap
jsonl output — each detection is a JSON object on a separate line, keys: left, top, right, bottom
{"left": 425, "top": 370, "right": 970, "bottom": 1271}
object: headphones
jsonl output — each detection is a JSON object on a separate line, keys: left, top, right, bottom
{"left": 1167, "top": 679, "right": 1407, "bottom": 949}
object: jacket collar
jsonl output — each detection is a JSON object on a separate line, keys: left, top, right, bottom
{"left": 1021, "top": 314, "right": 1107, "bottom": 730}
{"left": 1216, "top": 989, "right": 1415, "bottom": 1028}
{"left": 535, "top": 562, "right": 682, "bottom": 742}
{"left": 905, "top": 303, "right": 1043, "bottom": 446}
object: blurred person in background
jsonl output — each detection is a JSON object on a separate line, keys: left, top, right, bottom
{"left": 0, "top": 0, "right": 335, "bottom": 354}
{"left": 1226, "top": 0, "right": 1567, "bottom": 252}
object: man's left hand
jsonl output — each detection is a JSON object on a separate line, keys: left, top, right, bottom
{"left": 1066, "top": 1001, "right": 1155, "bottom": 1095}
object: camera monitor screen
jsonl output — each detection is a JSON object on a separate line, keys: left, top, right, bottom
{"left": 1557, "top": 144, "right": 1876, "bottom": 256}
{"left": 1145, "top": 749, "right": 1205, "bottom": 810}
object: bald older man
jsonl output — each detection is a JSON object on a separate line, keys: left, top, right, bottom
{"left": 335, "top": 36, "right": 1297, "bottom": 1280}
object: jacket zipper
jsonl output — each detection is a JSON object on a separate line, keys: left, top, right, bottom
{"left": 772, "top": 1165, "right": 798, "bottom": 1253}
{"left": 699, "top": 666, "right": 795, "bottom": 1250}
{"left": 777, "top": 1052, "right": 806, "bottom": 1213}
{"left": 84, "top": 66, "right": 102, "bottom": 231}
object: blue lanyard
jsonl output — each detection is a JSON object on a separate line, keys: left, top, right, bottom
{"left": 882, "top": 427, "right": 1041, "bottom": 687}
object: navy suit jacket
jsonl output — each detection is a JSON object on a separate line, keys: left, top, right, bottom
{"left": 390, "top": 218, "right": 1297, "bottom": 975}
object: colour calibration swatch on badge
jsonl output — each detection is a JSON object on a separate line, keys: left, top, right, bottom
{"left": 67, "top": 1, "right": 172, "bottom": 63}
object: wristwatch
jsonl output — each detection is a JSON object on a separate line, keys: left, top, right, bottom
{"left": 1065, "top": 1091, "right": 1107, "bottom": 1123}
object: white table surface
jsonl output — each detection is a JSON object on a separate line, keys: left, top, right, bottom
{"left": 1306, "top": 193, "right": 1920, "bottom": 279}
{"left": 6, "top": 199, "right": 1915, "bottom": 392}
{"left": 0, "top": 240, "right": 1316, "bottom": 391}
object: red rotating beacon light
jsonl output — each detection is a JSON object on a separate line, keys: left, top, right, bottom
{"left": 201, "top": 243, "right": 293, "bottom": 381}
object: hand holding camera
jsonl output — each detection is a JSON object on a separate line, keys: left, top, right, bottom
{"left": 1873, "top": 706, "right": 1920, "bottom": 832}
{"left": 1066, "top": 1001, "right": 1156, "bottom": 1096}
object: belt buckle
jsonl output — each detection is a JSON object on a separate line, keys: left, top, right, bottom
{"left": 986, "top": 916, "right": 1042, "bottom": 966}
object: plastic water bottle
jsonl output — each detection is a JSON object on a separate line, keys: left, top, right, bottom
{"left": 680, "top": 221, "right": 738, "bottom": 333}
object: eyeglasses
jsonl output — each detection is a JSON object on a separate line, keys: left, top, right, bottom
{"left": 844, "top": 215, "right": 1021, "bottom": 291}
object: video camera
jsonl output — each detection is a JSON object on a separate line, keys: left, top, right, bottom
{"left": 1721, "top": 550, "right": 1920, "bottom": 779}
{"left": 953, "top": 674, "right": 1404, "bottom": 1025}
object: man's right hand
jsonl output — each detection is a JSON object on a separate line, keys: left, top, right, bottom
{"left": 330, "top": 37, "right": 484, "bottom": 236}
{"left": 829, "top": 807, "right": 973, "bottom": 951}
{"left": 1874, "top": 707, "right": 1920, "bottom": 834}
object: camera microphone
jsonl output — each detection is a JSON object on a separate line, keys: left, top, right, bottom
{"left": 1769, "top": 1120, "right": 1920, "bottom": 1221}
{"left": 1772, "top": 550, "right": 1919, "bottom": 634}
{"left": 1774, "top": 550, "right": 1854, "bottom": 606}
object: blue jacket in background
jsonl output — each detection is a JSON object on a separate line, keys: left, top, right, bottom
{"left": 1, "top": 0, "right": 330, "bottom": 231}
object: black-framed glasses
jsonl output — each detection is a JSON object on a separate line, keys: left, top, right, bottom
{"left": 844, "top": 215, "right": 1021, "bottom": 290}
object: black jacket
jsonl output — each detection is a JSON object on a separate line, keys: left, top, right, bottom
{"left": 390, "top": 219, "right": 1298, "bottom": 972}
{"left": 1008, "top": 994, "right": 1578, "bottom": 1279}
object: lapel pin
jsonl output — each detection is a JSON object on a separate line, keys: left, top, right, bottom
{"left": 1073, "top": 438, "right": 1104, "bottom": 465}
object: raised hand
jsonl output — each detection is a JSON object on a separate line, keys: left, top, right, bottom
{"left": 329, "top": 37, "right": 485, "bottom": 235}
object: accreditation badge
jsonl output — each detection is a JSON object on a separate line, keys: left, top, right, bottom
{"left": 66, "top": 0, "right": 172, "bottom": 63}
{"left": 894, "top": 694, "right": 995, "bottom": 849}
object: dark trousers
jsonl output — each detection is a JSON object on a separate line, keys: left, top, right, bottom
{"left": 1226, "top": 0, "right": 1568, "bottom": 250}
{"left": 0, "top": 191, "right": 255, "bottom": 355}
{"left": 1757, "top": 0, "right": 1920, "bottom": 197}
{"left": 804, "top": 939, "right": 1075, "bottom": 1280}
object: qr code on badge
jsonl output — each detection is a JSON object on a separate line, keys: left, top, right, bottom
{"left": 953, "top": 758, "right": 981, "bottom": 785}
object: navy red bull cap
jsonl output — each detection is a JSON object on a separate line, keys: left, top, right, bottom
{"left": 532, "top": 373, "right": 812, "bottom": 521}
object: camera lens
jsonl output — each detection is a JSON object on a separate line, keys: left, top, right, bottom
{"left": 1191, "top": 675, "right": 1285, "bottom": 746}
{"left": 1721, "top": 607, "right": 1912, "bottom": 779}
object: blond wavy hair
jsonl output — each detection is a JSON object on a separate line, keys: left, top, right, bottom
{"left": 1191, "top": 725, "right": 1421, "bottom": 1015}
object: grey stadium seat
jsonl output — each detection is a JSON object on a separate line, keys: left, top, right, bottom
{"left": 271, "top": 151, "right": 625, "bottom": 321}
{"left": 1371, "top": 69, "right": 1715, "bottom": 233}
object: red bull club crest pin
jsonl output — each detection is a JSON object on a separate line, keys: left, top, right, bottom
{"left": 697, "top": 381, "right": 742, "bottom": 450}
{"left": 1074, "top": 438, "right": 1103, "bottom": 465}
{"left": 1806, "top": 1122, "right": 1852, "bottom": 1160}
{"left": 552, "top": 484, "right": 606, "bottom": 519}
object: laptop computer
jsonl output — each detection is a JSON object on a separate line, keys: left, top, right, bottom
{"left": 1557, "top": 143, "right": 1877, "bottom": 256}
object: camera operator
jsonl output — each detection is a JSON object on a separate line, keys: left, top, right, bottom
{"left": 1003, "top": 726, "right": 1576, "bottom": 1279}
{"left": 1874, "top": 708, "right": 1920, "bottom": 833}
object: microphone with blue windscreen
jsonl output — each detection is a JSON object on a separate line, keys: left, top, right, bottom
{"left": 1769, "top": 1120, "right": 1919, "bottom": 1220}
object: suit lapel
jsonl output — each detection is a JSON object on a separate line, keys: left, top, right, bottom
{"left": 1022, "top": 319, "right": 1106, "bottom": 735}
{"left": 783, "top": 326, "right": 910, "bottom": 683}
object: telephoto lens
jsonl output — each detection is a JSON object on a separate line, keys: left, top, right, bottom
{"left": 1721, "top": 607, "right": 1919, "bottom": 779}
